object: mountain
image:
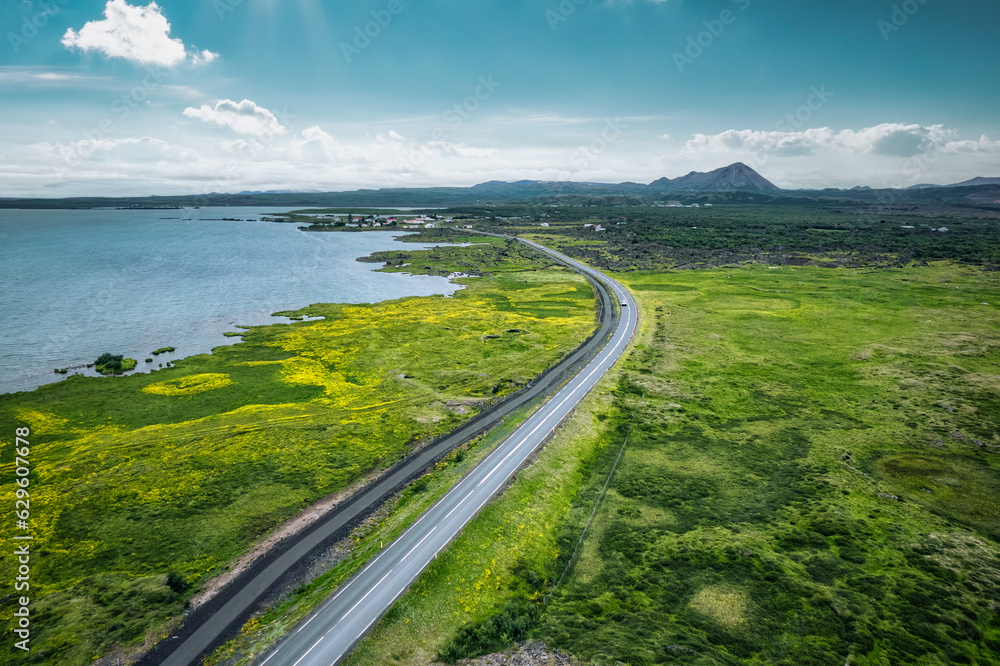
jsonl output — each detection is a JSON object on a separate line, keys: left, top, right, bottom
{"left": 949, "top": 177, "right": 1000, "bottom": 187}
{"left": 467, "top": 163, "right": 780, "bottom": 198}
{"left": 5, "top": 165, "right": 998, "bottom": 210}
{"left": 648, "top": 162, "right": 781, "bottom": 193}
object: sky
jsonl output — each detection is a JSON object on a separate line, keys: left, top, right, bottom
{"left": 1, "top": 0, "right": 999, "bottom": 197}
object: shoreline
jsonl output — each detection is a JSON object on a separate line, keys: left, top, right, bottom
{"left": 0, "top": 219, "right": 462, "bottom": 396}
{"left": 0, "top": 230, "right": 601, "bottom": 666}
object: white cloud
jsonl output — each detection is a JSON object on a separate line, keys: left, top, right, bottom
{"left": 942, "top": 135, "right": 1000, "bottom": 154}
{"left": 29, "top": 136, "right": 200, "bottom": 174}
{"left": 190, "top": 50, "right": 219, "bottom": 66}
{"left": 681, "top": 124, "right": 974, "bottom": 158}
{"left": 183, "top": 100, "right": 287, "bottom": 138}
{"left": 62, "top": 0, "right": 218, "bottom": 67}
{"left": 670, "top": 124, "right": 1000, "bottom": 189}
{"left": 0, "top": 68, "right": 108, "bottom": 86}
{"left": 5, "top": 113, "right": 997, "bottom": 197}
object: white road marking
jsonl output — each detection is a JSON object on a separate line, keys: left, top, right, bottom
{"left": 401, "top": 526, "right": 438, "bottom": 563}
{"left": 291, "top": 638, "right": 324, "bottom": 666}
{"left": 268, "top": 238, "right": 637, "bottom": 666}
{"left": 341, "top": 570, "right": 393, "bottom": 621}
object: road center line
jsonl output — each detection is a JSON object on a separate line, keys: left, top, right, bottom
{"left": 442, "top": 490, "right": 475, "bottom": 521}
{"left": 265, "top": 236, "right": 636, "bottom": 666}
{"left": 401, "top": 526, "right": 438, "bottom": 563}
{"left": 290, "top": 637, "right": 324, "bottom": 666}
{"left": 341, "top": 570, "right": 394, "bottom": 622}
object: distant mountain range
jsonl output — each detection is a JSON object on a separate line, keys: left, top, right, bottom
{"left": 464, "top": 163, "right": 780, "bottom": 197}
{"left": 950, "top": 177, "right": 1000, "bottom": 187}
{"left": 1, "top": 163, "right": 997, "bottom": 209}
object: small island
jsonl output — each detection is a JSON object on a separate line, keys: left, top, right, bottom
{"left": 94, "top": 353, "right": 138, "bottom": 376}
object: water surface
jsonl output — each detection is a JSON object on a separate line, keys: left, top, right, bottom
{"left": 0, "top": 207, "right": 459, "bottom": 394}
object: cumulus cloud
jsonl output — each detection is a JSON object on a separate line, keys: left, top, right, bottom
{"left": 942, "top": 135, "right": 1000, "bottom": 154}
{"left": 683, "top": 124, "right": 966, "bottom": 158}
{"left": 62, "top": 0, "right": 218, "bottom": 67}
{"left": 669, "top": 123, "right": 1000, "bottom": 189}
{"left": 183, "top": 99, "right": 287, "bottom": 138}
{"left": 190, "top": 50, "right": 219, "bottom": 66}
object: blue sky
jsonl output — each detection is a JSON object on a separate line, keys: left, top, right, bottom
{"left": 2, "top": 0, "right": 998, "bottom": 196}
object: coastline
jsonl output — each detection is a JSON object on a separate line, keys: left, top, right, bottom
{"left": 0, "top": 210, "right": 462, "bottom": 396}
{"left": 0, "top": 231, "right": 600, "bottom": 666}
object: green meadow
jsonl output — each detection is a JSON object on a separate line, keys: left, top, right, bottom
{"left": 540, "top": 263, "right": 1000, "bottom": 665}
{"left": 0, "top": 237, "right": 598, "bottom": 665}
{"left": 342, "top": 261, "right": 1000, "bottom": 666}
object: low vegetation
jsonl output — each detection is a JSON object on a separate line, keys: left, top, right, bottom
{"left": 339, "top": 351, "right": 621, "bottom": 666}
{"left": 94, "top": 352, "right": 138, "bottom": 375}
{"left": 340, "top": 261, "right": 1000, "bottom": 666}
{"left": 0, "top": 236, "right": 597, "bottom": 665}
{"left": 452, "top": 203, "right": 1000, "bottom": 269}
{"left": 538, "top": 263, "right": 1000, "bottom": 665}
{"left": 7, "top": 202, "right": 999, "bottom": 665}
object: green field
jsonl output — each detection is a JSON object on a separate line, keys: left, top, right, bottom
{"left": 453, "top": 203, "right": 1000, "bottom": 270}
{"left": 6, "top": 216, "right": 999, "bottom": 665}
{"left": 539, "top": 263, "right": 1000, "bottom": 665}
{"left": 342, "top": 261, "right": 1000, "bottom": 665}
{"left": 0, "top": 237, "right": 598, "bottom": 665}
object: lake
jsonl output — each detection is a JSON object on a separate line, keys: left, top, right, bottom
{"left": 0, "top": 207, "right": 460, "bottom": 394}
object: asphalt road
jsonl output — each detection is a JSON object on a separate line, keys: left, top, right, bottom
{"left": 255, "top": 239, "right": 636, "bottom": 666}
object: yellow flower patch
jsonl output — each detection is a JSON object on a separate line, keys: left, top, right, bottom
{"left": 142, "top": 373, "right": 233, "bottom": 396}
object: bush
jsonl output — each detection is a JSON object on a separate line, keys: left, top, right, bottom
{"left": 95, "top": 353, "right": 124, "bottom": 374}
{"left": 165, "top": 571, "right": 188, "bottom": 595}
{"left": 95, "top": 353, "right": 138, "bottom": 375}
{"left": 438, "top": 599, "right": 540, "bottom": 663}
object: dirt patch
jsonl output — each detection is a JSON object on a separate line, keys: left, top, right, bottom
{"left": 451, "top": 641, "right": 581, "bottom": 665}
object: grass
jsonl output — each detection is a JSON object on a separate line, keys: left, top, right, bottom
{"left": 0, "top": 237, "right": 598, "bottom": 665}
{"left": 340, "top": 352, "right": 623, "bottom": 666}
{"left": 540, "top": 262, "right": 1000, "bottom": 665}
{"left": 337, "top": 261, "right": 1000, "bottom": 666}
{"left": 204, "top": 396, "right": 551, "bottom": 666}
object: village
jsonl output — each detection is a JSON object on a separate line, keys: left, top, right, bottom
{"left": 298, "top": 212, "right": 453, "bottom": 229}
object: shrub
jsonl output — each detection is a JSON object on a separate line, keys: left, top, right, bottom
{"left": 95, "top": 353, "right": 137, "bottom": 375}
{"left": 438, "top": 599, "right": 540, "bottom": 663}
{"left": 165, "top": 571, "right": 188, "bottom": 595}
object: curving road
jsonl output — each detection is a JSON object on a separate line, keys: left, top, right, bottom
{"left": 255, "top": 238, "right": 636, "bottom": 666}
{"left": 145, "top": 237, "right": 619, "bottom": 666}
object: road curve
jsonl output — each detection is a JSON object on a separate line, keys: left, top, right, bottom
{"left": 143, "top": 239, "right": 619, "bottom": 666}
{"left": 255, "top": 238, "right": 637, "bottom": 666}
